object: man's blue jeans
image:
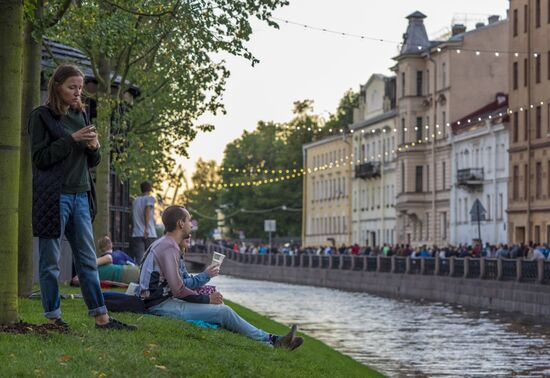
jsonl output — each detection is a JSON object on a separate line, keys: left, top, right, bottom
{"left": 39, "top": 193, "right": 107, "bottom": 319}
{"left": 148, "top": 298, "right": 270, "bottom": 343}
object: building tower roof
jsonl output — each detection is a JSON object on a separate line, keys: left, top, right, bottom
{"left": 400, "top": 11, "right": 430, "bottom": 55}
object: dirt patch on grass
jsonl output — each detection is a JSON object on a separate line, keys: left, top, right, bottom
{"left": 0, "top": 321, "right": 68, "bottom": 335}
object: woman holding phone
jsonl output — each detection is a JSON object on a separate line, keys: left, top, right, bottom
{"left": 29, "top": 64, "right": 135, "bottom": 330}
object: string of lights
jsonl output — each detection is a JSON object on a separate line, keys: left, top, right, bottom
{"left": 187, "top": 205, "right": 302, "bottom": 220}
{"left": 215, "top": 94, "right": 550, "bottom": 180}
{"left": 273, "top": 16, "right": 540, "bottom": 56}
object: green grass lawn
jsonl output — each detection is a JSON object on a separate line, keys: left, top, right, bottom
{"left": 0, "top": 286, "right": 384, "bottom": 377}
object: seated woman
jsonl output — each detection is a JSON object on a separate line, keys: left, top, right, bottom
{"left": 96, "top": 236, "right": 140, "bottom": 284}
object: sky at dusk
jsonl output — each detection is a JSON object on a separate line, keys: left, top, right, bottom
{"left": 178, "top": 0, "right": 508, "bottom": 182}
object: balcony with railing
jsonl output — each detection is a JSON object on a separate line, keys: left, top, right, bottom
{"left": 457, "top": 168, "right": 484, "bottom": 187}
{"left": 355, "top": 161, "right": 381, "bottom": 179}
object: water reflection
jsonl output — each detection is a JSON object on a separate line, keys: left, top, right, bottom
{"left": 211, "top": 275, "right": 550, "bottom": 377}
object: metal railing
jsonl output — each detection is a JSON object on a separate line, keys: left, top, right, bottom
{"left": 457, "top": 168, "right": 484, "bottom": 184}
{"left": 355, "top": 161, "right": 381, "bottom": 179}
{"left": 207, "top": 244, "right": 550, "bottom": 285}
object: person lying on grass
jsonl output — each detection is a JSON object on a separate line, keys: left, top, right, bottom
{"left": 71, "top": 235, "right": 140, "bottom": 286}
{"left": 139, "top": 205, "right": 303, "bottom": 350}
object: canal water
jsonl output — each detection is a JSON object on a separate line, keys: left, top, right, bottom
{"left": 211, "top": 275, "right": 550, "bottom": 377}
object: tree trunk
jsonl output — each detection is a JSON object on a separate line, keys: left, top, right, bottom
{"left": 0, "top": 0, "right": 23, "bottom": 324}
{"left": 92, "top": 54, "right": 112, "bottom": 245}
{"left": 19, "top": 18, "right": 42, "bottom": 298}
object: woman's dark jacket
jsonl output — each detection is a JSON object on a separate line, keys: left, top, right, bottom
{"left": 29, "top": 106, "right": 99, "bottom": 239}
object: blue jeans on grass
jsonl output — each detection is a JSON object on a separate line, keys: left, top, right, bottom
{"left": 148, "top": 298, "right": 270, "bottom": 343}
{"left": 39, "top": 193, "right": 107, "bottom": 319}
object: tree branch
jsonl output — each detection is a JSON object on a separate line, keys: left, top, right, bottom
{"left": 44, "top": 0, "right": 73, "bottom": 28}
{"left": 98, "top": 0, "right": 180, "bottom": 17}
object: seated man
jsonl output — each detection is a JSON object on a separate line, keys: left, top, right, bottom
{"left": 139, "top": 205, "right": 303, "bottom": 350}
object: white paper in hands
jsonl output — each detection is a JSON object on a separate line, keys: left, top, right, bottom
{"left": 212, "top": 252, "right": 225, "bottom": 267}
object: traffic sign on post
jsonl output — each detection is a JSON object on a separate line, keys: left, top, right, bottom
{"left": 470, "top": 199, "right": 487, "bottom": 246}
{"left": 264, "top": 220, "right": 276, "bottom": 232}
{"left": 264, "top": 220, "right": 276, "bottom": 252}
{"left": 470, "top": 199, "right": 487, "bottom": 222}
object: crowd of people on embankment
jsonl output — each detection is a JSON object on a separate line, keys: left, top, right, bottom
{"left": 219, "top": 241, "right": 550, "bottom": 261}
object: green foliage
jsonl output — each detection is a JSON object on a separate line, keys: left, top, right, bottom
{"left": 215, "top": 91, "right": 358, "bottom": 240}
{"left": 185, "top": 159, "right": 222, "bottom": 239}
{"left": 4, "top": 288, "right": 382, "bottom": 377}
{"left": 48, "top": 0, "right": 289, "bottom": 193}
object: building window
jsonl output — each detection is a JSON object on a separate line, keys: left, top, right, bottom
{"left": 536, "top": 162, "right": 542, "bottom": 199}
{"left": 425, "top": 213, "right": 430, "bottom": 240}
{"left": 548, "top": 51, "right": 550, "bottom": 80}
{"left": 523, "top": 58, "right": 529, "bottom": 87}
{"left": 524, "top": 110, "right": 529, "bottom": 141}
{"left": 416, "top": 117, "right": 423, "bottom": 141}
{"left": 536, "top": 105, "right": 542, "bottom": 138}
{"left": 441, "top": 212, "right": 447, "bottom": 239}
{"left": 536, "top": 0, "right": 541, "bottom": 27}
{"left": 458, "top": 198, "right": 463, "bottom": 223}
{"left": 498, "top": 193, "right": 503, "bottom": 220}
{"left": 415, "top": 166, "right": 423, "bottom": 192}
{"left": 401, "top": 162, "right": 405, "bottom": 193}
{"left": 536, "top": 53, "right": 541, "bottom": 83}
{"left": 548, "top": 0, "right": 550, "bottom": 23}
{"left": 442, "top": 161, "right": 446, "bottom": 190}
{"left": 548, "top": 104, "right": 550, "bottom": 134}
{"left": 523, "top": 4, "right": 529, "bottom": 33}
{"left": 487, "top": 194, "right": 491, "bottom": 220}
{"left": 513, "top": 8, "right": 518, "bottom": 36}
{"left": 513, "top": 112, "right": 519, "bottom": 142}
{"left": 401, "top": 72, "right": 405, "bottom": 97}
{"left": 416, "top": 71, "right": 423, "bottom": 96}
{"left": 513, "top": 165, "right": 519, "bottom": 200}
{"left": 513, "top": 61, "right": 518, "bottom": 90}
{"left": 464, "top": 198, "right": 469, "bottom": 224}
{"left": 426, "top": 164, "right": 430, "bottom": 192}
{"left": 525, "top": 164, "right": 529, "bottom": 200}
{"left": 441, "top": 62, "right": 447, "bottom": 88}
{"left": 426, "top": 69, "right": 430, "bottom": 93}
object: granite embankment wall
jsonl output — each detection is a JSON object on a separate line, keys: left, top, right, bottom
{"left": 190, "top": 249, "right": 550, "bottom": 317}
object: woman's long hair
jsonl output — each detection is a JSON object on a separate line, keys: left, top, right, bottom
{"left": 45, "top": 64, "right": 86, "bottom": 116}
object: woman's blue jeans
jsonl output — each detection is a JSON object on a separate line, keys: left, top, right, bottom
{"left": 148, "top": 298, "right": 270, "bottom": 343}
{"left": 38, "top": 193, "right": 107, "bottom": 319}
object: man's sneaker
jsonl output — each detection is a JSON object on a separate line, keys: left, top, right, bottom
{"left": 289, "top": 336, "right": 304, "bottom": 351}
{"left": 274, "top": 324, "right": 298, "bottom": 349}
{"left": 96, "top": 317, "right": 137, "bottom": 331}
{"left": 52, "top": 318, "right": 70, "bottom": 330}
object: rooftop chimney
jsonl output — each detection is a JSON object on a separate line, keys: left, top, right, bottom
{"left": 475, "top": 22, "right": 485, "bottom": 29}
{"left": 451, "top": 24, "right": 467, "bottom": 36}
{"left": 488, "top": 15, "right": 500, "bottom": 24}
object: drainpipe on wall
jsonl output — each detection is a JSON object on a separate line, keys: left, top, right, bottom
{"left": 526, "top": 0, "right": 532, "bottom": 243}
{"left": 302, "top": 147, "right": 307, "bottom": 246}
{"left": 491, "top": 120, "right": 498, "bottom": 244}
{"left": 428, "top": 53, "right": 438, "bottom": 245}
{"left": 342, "top": 131, "right": 352, "bottom": 245}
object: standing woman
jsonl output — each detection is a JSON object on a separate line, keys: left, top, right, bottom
{"left": 29, "top": 64, "right": 135, "bottom": 330}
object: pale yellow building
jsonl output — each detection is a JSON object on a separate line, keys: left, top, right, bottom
{"left": 507, "top": 0, "right": 550, "bottom": 244}
{"left": 302, "top": 135, "right": 352, "bottom": 247}
{"left": 393, "top": 11, "right": 508, "bottom": 246}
